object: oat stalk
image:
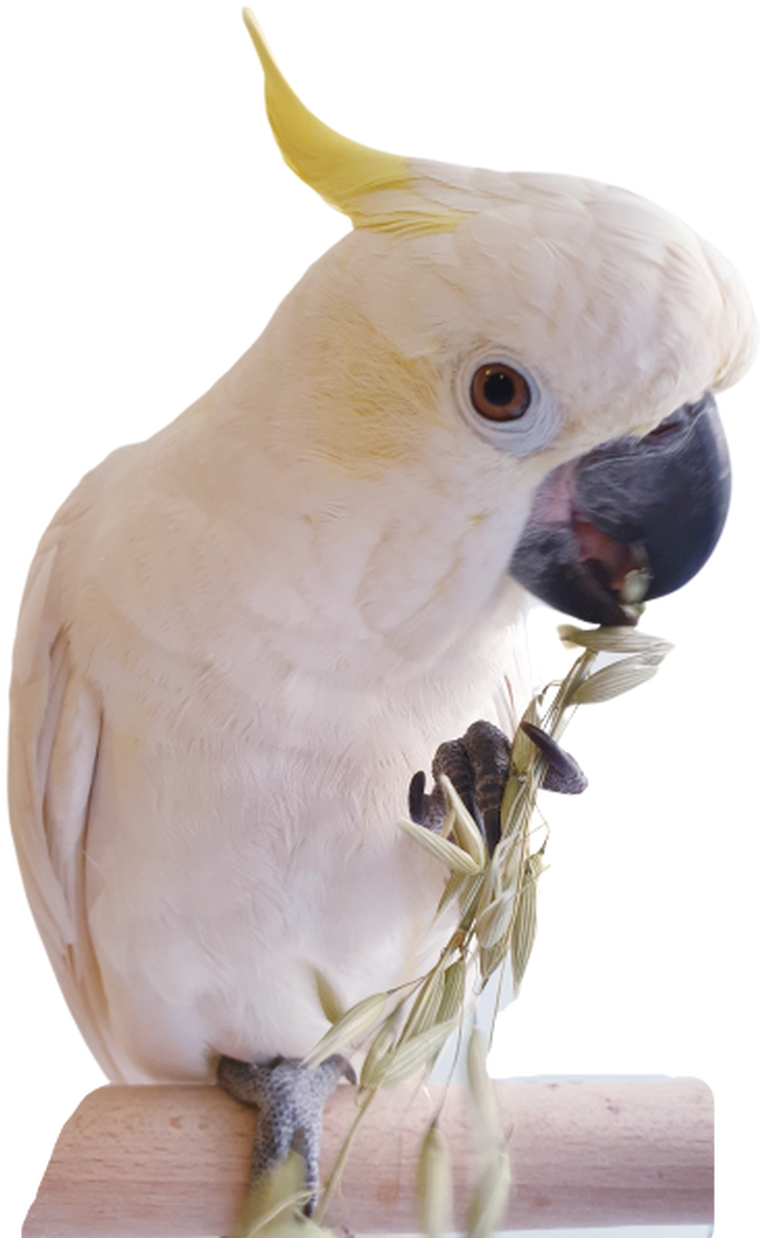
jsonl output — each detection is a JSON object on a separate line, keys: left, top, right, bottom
{"left": 300, "top": 621, "right": 670, "bottom": 1235}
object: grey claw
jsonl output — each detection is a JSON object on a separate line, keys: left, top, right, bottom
{"left": 520, "top": 721, "right": 588, "bottom": 794}
{"left": 217, "top": 1052, "right": 353, "bottom": 1212}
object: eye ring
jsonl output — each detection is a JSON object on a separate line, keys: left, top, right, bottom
{"left": 456, "top": 350, "right": 559, "bottom": 457}
{"left": 470, "top": 362, "right": 533, "bottom": 422}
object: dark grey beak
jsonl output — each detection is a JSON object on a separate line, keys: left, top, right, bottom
{"left": 509, "top": 393, "right": 731, "bottom": 625}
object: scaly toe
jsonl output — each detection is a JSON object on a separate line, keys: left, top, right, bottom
{"left": 409, "top": 720, "right": 512, "bottom": 854}
{"left": 217, "top": 1052, "right": 355, "bottom": 1212}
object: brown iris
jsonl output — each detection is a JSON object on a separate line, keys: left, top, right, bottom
{"left": 470, "top": 363, "right": 532, "bottom": 422}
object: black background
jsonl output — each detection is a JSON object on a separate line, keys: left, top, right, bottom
{"left": 8, "top": 2, "right": 752, "bottom": 1228}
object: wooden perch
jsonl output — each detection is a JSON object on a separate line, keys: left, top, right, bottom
{"left": 24, "top": 1076, "right": 712, "bottom": 1235}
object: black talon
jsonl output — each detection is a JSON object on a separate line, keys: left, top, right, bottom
{"left": 408, "top": 769, "right": 427, "bottom": 824}
{"left": 521, "top": 721, "right": 588, "bottom": 795}
{"left": 408, "top": 767, "right": 447, "bottom": 831}
{"left": 217, "top": 1052, "right": 354, "bottom": 1214}
{"left": 408, "top": 738, "right": 472, "bottom": 834}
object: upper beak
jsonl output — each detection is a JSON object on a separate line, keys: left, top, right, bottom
{"left": 509, "top": 393, "right": 731, "bottom": 626}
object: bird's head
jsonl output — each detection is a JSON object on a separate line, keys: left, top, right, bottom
{"left": 242, "top": 10, "right": 756, "bottom": 632}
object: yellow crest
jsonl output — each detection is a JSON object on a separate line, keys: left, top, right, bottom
{"left": 237, "top": 7, "right": 467, "bottom": 235}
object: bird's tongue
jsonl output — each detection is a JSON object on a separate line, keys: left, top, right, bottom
{"left": 506, "top": 454, "right": 653, "bottom": 625}
{"left": 570, "top": 513, "right": 649, "bottom": 598}
{"left": 529, "top": 460, "right": 643, "bottom": 599}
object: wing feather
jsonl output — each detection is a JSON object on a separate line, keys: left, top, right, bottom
{"left": 8, "top": 537, "right": 122, "bottom": 1079}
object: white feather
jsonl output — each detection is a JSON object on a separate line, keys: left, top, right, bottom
{"left": 8, "top": 139, "right": 755, "bottom": 1085}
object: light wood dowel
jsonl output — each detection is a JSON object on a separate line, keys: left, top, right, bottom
{"left": 23, "top": 1076, "right": 713, "bottom": 1235}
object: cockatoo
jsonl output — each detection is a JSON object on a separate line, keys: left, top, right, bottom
{"left": 8, "top": 7, "right": 756, "bottom": 1211}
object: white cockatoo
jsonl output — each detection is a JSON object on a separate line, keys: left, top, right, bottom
{"left": 8, "top": 7, "right": 756, "bottom": 1207}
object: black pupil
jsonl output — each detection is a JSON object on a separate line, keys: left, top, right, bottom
{"left": 484, "top": 369, "right": 515, "bottom": 406}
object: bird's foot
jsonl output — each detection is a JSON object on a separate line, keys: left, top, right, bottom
{"left": 409, "top": 719, "right": 586, "bottom": 854}
{"left": 409, "top": 720, "right": 511, "bottom": 854}
{"left": 217, "top": 1052, "right": 355, "bottom": 1214}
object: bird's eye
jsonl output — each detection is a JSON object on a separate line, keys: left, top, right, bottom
{"left": 457, "top": 351, "right": 555, "bottom": 456}
{"left": 470, "top": 363, "right": 532, "bottom": 422}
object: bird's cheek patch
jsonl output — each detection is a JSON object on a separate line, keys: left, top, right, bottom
{"left": 307, "top": 313, "right": 444, "bottom": 473}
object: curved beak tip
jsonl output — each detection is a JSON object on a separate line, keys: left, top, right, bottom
{"left": 510, "top": 393, "right": 731, "bottom": 625}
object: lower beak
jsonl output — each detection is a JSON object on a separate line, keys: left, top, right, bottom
{"left": 509, "top": 393, "right": 731, "bottom": 626}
